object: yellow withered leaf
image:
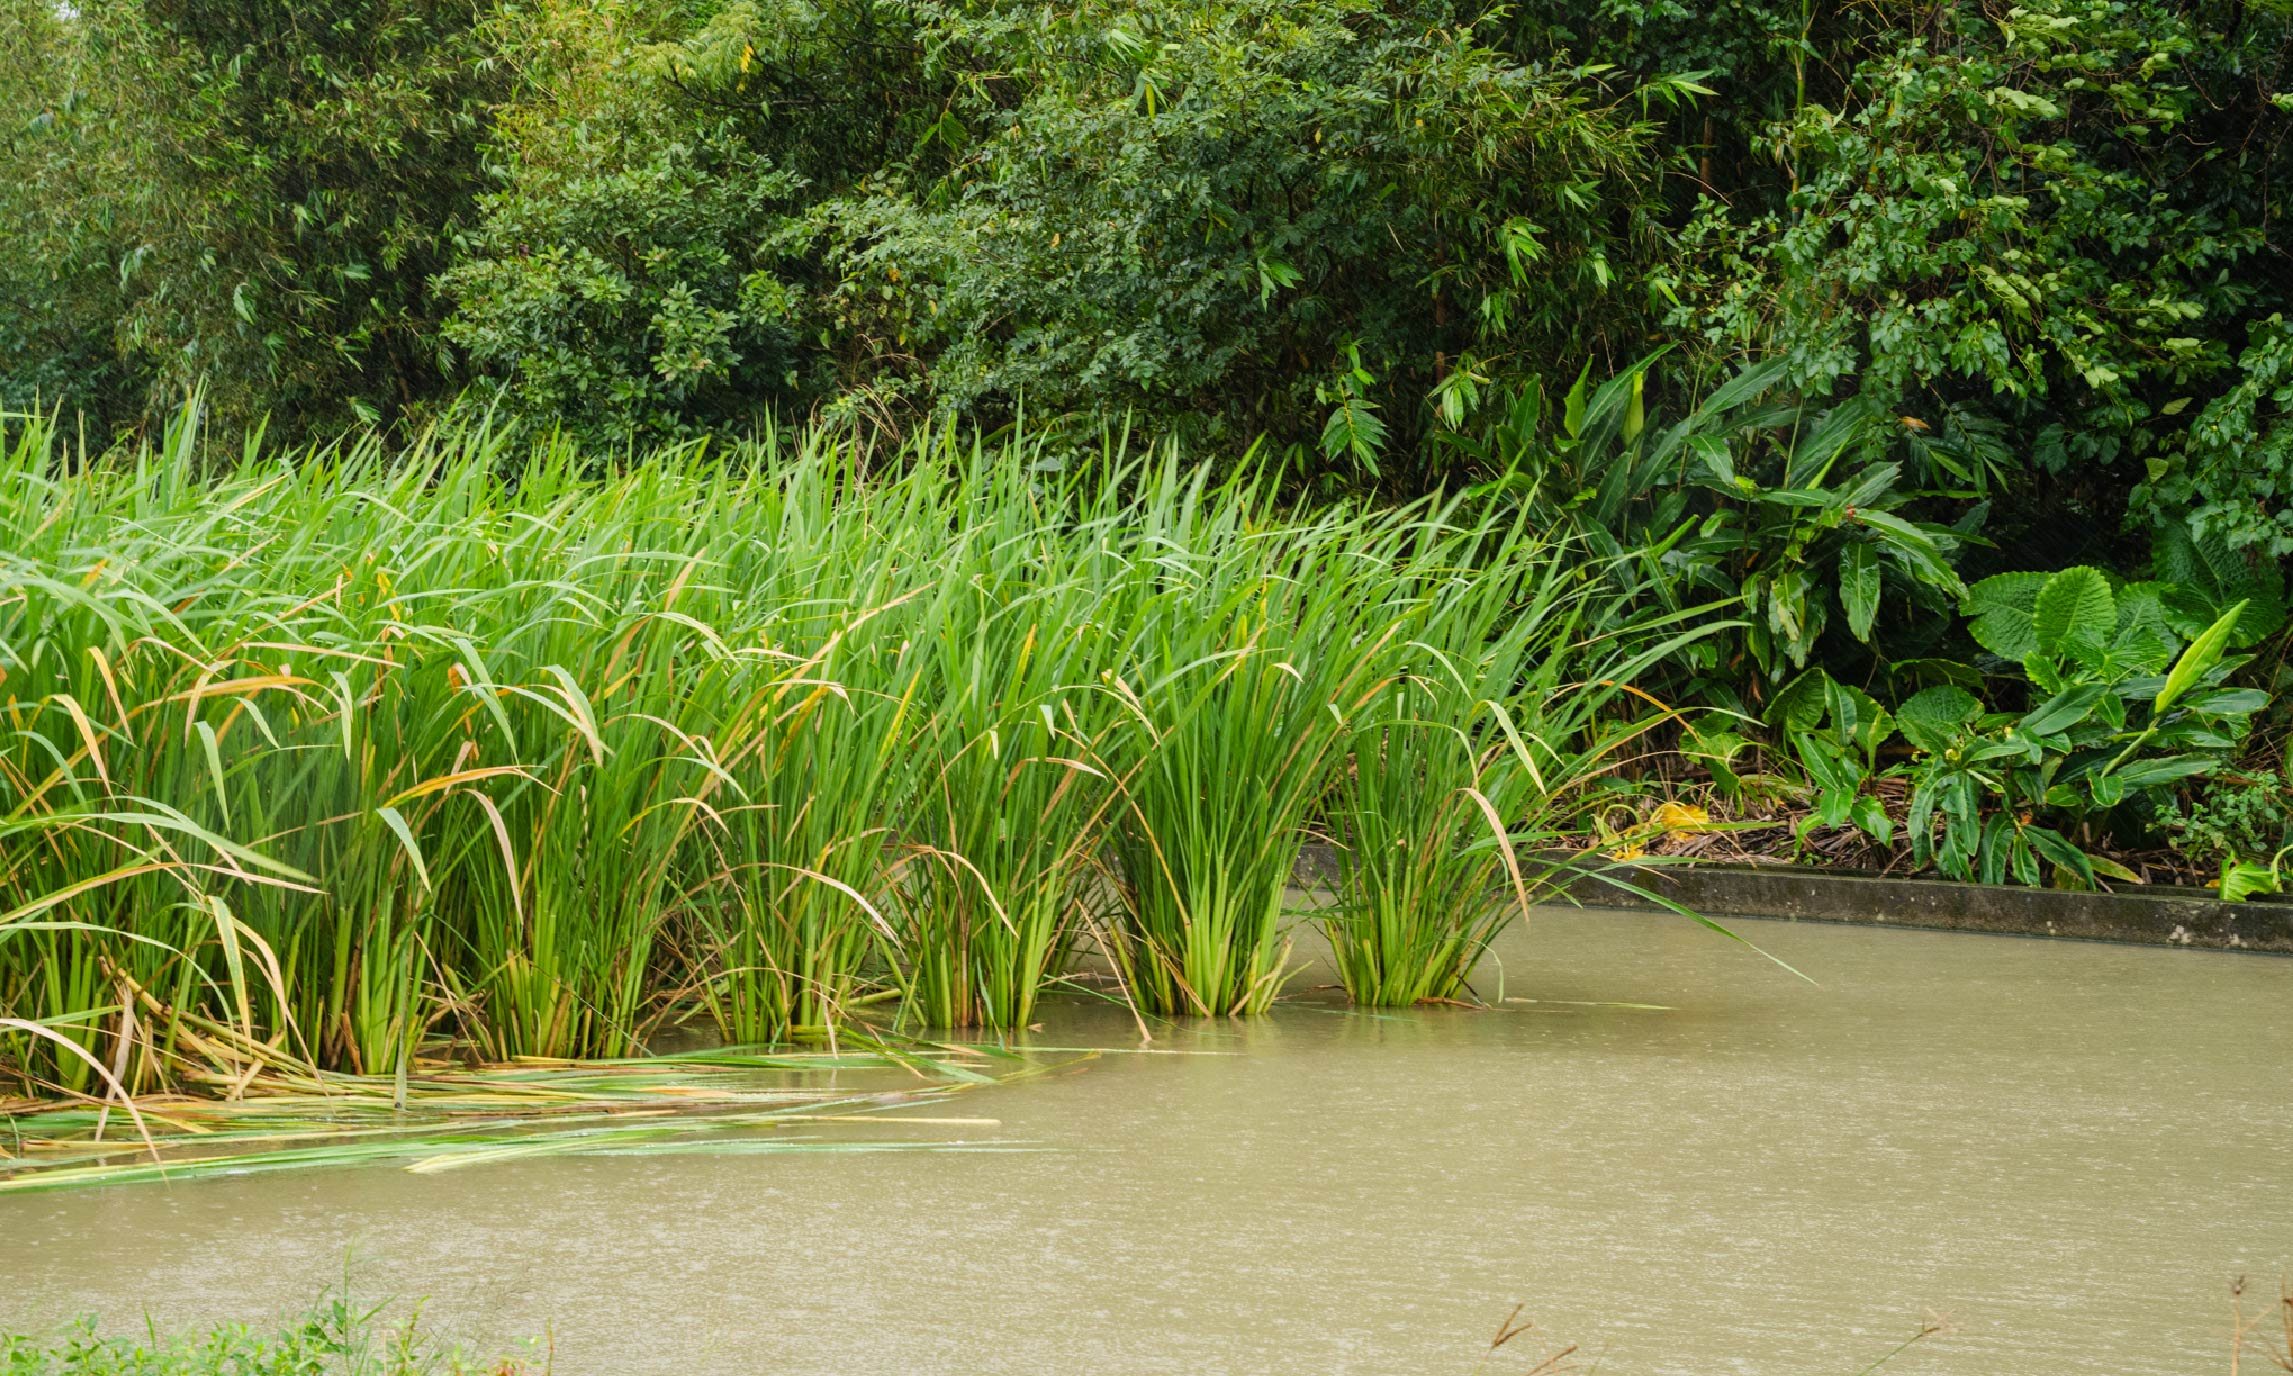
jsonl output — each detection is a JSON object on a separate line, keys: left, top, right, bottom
{"left": 1652, "top": 801, "right": 1712, "bottom": 839}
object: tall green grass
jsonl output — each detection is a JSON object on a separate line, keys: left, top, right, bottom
{"left": 1318, "top": 520, "right": 1716, "bottom": 1006}
{"left": 0, "top": 405, "right": 1696, "bottom": 1097}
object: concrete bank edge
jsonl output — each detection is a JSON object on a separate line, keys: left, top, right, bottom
{"left": 1292, "top": 843, "right": 2293, "bottom": 954}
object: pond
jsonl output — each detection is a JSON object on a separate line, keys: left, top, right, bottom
{"left": 7, "top": 908, "right": 2292, "bottom": 1374}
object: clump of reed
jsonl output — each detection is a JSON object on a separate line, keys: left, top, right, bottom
{"left": 0, "top": 403, "right": 1694, "bottom": 1101}
{"left": 1319, "top": 523, "right": 1724, "bottom": 1006}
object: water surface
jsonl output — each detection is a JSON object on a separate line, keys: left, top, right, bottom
{"left": 8, "top": 909, "right": 2291, "bottom": 1374}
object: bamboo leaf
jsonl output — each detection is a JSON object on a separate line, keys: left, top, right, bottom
{"left": 2155, "top": 600, "right": 2246, "bottom": 714}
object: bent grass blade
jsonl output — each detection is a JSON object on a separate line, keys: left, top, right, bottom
{"left": 0, "top": 1047, "right": 1091, "bottom": 1194}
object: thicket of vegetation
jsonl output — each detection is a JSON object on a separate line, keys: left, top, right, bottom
{"left": 1, "top": 0, "right": 2289, "bottom": 1012}
{"left": 0, "top": 408, "right": 1722, "bottom": 1095}
{"left": 11, "top": 0, "right": 2293, "bottom": 516}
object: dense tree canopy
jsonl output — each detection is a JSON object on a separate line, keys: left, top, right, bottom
{"left": 1, "top": 0, "right": 2289, "bottom": 884}
{"left": 1, "top": 1, "right": 506, "bottom": 431}
{"left": 4, "top": 0, "right": 2290, "bottom": 549}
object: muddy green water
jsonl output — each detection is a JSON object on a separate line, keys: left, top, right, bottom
{"left": 8, "top": 908, "right": 2293, "bottom": 1374}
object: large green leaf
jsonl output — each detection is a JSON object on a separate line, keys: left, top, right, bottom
{"left": 2220, "top": 859, "right": 2284, "bottom": 904}
{"left": 2024, "top": 826, "right": 2096, "bottom": 887}
{"left": 2155, "top": 600, "right": 2246, "bottom": 714}
{"left": 1766, "top": 564, "right": 1815, "bottom": 654}
{"left": 1824, "top": 677, "right": 1894, "bottom": 759}
{"left": 1793, "top": 732, "right": 1862, "bottom": 813}
{"left": 1785, "top": 397, "right": 1883, "bottom": 487}
{"left": 1763, "top": 666, "right": 1832, "bottom": 732}
{"left": 2031, "top": 566, "right": 2114, "bottom": 659}
{"left": 1837, "top": 463, "right": 1904, "bottom": 512}
{"left": 1964, "top": 570, "right": 2046, "bottom": 658}
{"left": 2154, "top": 522, "right": 2288, "bottom": 646}
{"left": 2182, "top": 687, "right": 2270, "bottom": 717}
{"left": 2016, "top": 683, "right": 2104, "bottom": 738}
{"left": 1560, "top": 360, "right": 1594, "bottom": 440}
{"left": 2107, "top": 623, "right": 2177, "bottom": 676}
{"left": 1752, "top": 487, "right": 1836, "bottom": 509}
{"left": 1690, "top": 358, "right": 1793, "bottom": 417}
{"left": 1853, "top": 509, "right": 1962, "bottom": 591}
{"left": 2108, "top": 754, "right": 2222, "bottom": 790}
{"left": 1839, "top": 541, "right": 1880, "bottom": 642}
{"left": 1896, "top": 684, "right": 1981, "bottom": 754}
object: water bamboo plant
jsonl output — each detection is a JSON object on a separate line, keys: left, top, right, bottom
{"left": 0, "top": 404, "right": 1694, "bottom": 1100}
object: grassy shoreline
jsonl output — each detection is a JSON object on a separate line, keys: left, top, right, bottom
{"left": 14, "top": 1284, "right": 2291, "bottom": 1374}
{"left": 3, "top": 1292, "right": 542, "bottom": 1376}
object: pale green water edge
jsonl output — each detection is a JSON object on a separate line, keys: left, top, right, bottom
{"left": 6, "top": 908, "right": 2290, "bottom": 1375}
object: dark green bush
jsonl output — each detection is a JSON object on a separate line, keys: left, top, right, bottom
{"left": 2, "top": 0, "right": 507, "bottom": 436}
{"left": 437, "top": 0, "right": 1677, "bottom": 467}
{"left": 0, "top": 2, "right": 147, "bottom": 429}
{"left": 1660, "top": 0, "right": 2293, "bottom": 565}
{"left": 11, "top": 0, "right": 2292, "bottom": 513}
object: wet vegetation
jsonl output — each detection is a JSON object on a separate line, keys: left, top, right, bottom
{"left": 0, "top": 1039, "right": 1064, "bottom": 1194}
{"left": 3, "top": 1291, "right": 537, "bottom": 1376}
{"left": 1, "top": 0, "right": 2290, "bottom": 1137}
{"left": 5, "top": 0, "right": 2290, "bottom": 910}
{"left": 0, "top": 405, "right": 1722, "bottom": 1103}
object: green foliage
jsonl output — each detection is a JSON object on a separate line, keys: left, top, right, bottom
{"left": 1320, "top": 529, "right": 1706, "bottom": 1006}
{"left": 1664, "top": 0, "right": 2292, "bottom": 503}
{"left": 7, "top": 0, "right": 2292, "bottom": 539}
{"left": 1781, "top": 675, "right": 1896, "bottom": 846}
{"left": 1479, "top": 355, "right": 1975, "bottom": 692}
{"left": 440, "top": 121, "right": 805, "bottom": 442}
{"left": 2, "top": 1293, "right": 511, "bottom": 1376}
{"left": 1761, "top": 565, "right": 2277, "bottom": 885}
{"left": 437, "top": 0, "right": 1672, "bottom": 463}
{"left": 1902, "top": 576, "right": 2267, "bottom": 884}
{"left": 7, "top": 0, "right": 505, "bottom": 435}
{"left": 0, "top": 3, "right": 149, "bottom": 428}
{"left": 896, "top": 526, "right": 1107, "bottom": 1032}
{"left": 830, "top": 0, "right": 1667, "bottom": 471}
{"left": 2148, "top": 520, "right": 2291, "bottom": 646}
{"left": 437, "top": 0, "right": 919, "bottom": 442}
{"left": 2139, "top": 319, "right": 2293, "bottom": 559}
{"left": 2163, "top": 772, "right": 2293, "bottom": 870}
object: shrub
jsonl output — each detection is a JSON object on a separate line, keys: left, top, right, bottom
{"left": 2164, "top": 772, "right": 2293, "bottom": 871}
{"left": 12, "top": 0, "right": 505, "bottom": 436}
{"left": 439, "top": 0, "right": 1678, "bottom": 472}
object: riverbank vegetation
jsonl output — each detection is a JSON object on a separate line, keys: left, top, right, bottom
{"left": 10, "top": 1284, "right": 2292, "bottom": 1373}
{"left": 0, "top": 405, "right": 1717, "bottom": 1101}
{"left": 2, "top": 1292, "right": 538, "bottom": 1375}
{"left": 2, "top": 0, "right": 2290, "bottom": 1075}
